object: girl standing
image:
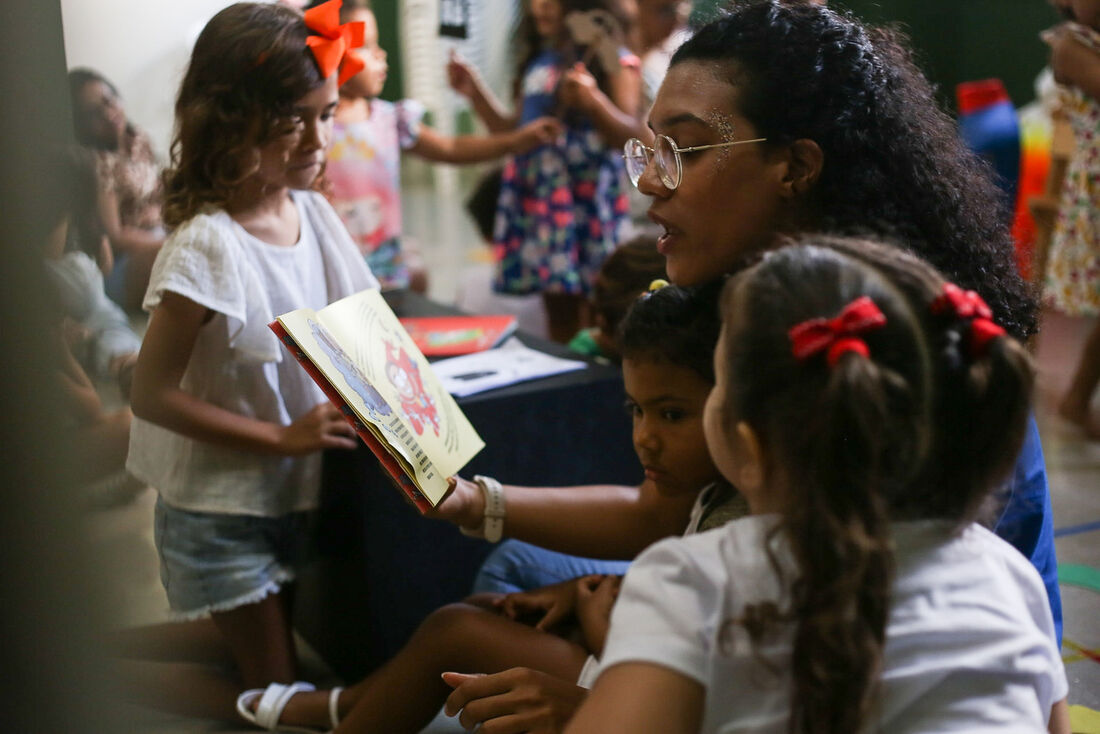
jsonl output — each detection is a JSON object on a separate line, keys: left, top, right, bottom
{"left": 1043, "top": 3, "right": 1100, "bottom": 440}
{"left": 122, "top": 1, "right": 376, "bottom": 721}
{"left": 321, "top": 0, "right": 561, "bottom": 292}
{"left": 447, "top": 0, "right": 645, "bottom": 342}
{"left": 566, "top": 240, "right": 1069, "bottom": 734}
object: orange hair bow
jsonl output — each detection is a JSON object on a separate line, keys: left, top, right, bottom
{"left": 303, "top": 0, "right": 365, "bottom": 86}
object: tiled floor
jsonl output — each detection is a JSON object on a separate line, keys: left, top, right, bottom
{"left": 87, "top": 176, "right": 1100, "bottom": 730}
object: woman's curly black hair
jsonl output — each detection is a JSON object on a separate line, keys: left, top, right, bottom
{"left": 671, "top": 0, "right": 1037, "bottom": 339}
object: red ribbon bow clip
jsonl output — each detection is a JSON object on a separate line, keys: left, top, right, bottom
{"left": 788, "top": 296, "right": 888, "bottom": 367}
{"left": 303, "top": 0, "right": 365, "bottom": 86}
{"left": 930, "top": 282, "right": 1005, "bottom": 356}
{"left": 930, "top": 282, "right": 993, "bottom": 320}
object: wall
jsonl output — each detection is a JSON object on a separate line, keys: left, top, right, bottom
{"left": 60, "top": 0, "right": 233, "bottom": 155}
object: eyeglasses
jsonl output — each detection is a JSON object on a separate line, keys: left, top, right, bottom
{"left": 623, "top": 133, "right": 767, "bottom": 190}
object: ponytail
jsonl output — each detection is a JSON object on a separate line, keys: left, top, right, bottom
{"left": 785, "top": 350, "right": 922, "bottom": 734}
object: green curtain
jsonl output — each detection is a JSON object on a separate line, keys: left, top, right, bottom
{"left": 689, "top": 0, "right": 1062, "bottom": 110}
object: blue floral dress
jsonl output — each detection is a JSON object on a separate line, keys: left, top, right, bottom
{"left": 492, "top": 48, "right": 635, "bottom": 296}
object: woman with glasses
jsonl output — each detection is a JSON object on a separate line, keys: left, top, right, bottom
{"left": 618, "top": 0, "right": 1060, "bottom": 641}
{"left": 435, "top": 2, "right": 1061, "bottom": 731}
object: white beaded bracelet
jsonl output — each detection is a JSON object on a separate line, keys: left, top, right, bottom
{"left": 458, "top": 474, "right": 506, "bottom": 542}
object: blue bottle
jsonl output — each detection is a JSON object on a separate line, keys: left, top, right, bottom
{"left": 957, "top": 79, "right": 1021, "bottom": 224}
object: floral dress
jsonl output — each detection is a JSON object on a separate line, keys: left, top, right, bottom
{"left": 326, "top": 99, "right": 425, "bottom": 289}
{"left": 1047, "top": 23, "right": 1100, "bottom": 316}
{"left": 492, "top": 48, "right": 635, "bottom": 296}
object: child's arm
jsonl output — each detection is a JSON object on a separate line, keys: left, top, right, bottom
{"left": 559, "top": 62, "right": 646, "bottom": 149}
{"left": 131, "top": 291, "right": 358, "bottom": 455}
{"left": 432, "top": 476, "right": 696, "bottom": 559}
{"left": 1049, "top": 698, "right": 1070, "bottom": 734}
{"left": 575, "top": 574, "right": 622, "bottom": 657}
{"left": 96, "top": 185, "right": 164, "bottom": 259}
{"left": 564, "top": 663, "right": 703, "bottom": 734}
{"left": 409, "top": 117, "right": 562, "bottom": 164}
{"left": 1044, "top": 24, "right": 1100, "bottom": 101}
{"left": 447, "top": 50, "right": 518, "bottom": 132}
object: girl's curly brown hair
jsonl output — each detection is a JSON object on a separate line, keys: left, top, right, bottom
{"left": 161, "top": 3, "right": 324, "bottom": 228}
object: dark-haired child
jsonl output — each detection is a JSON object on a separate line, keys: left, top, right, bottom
{"left": 567, "top": 240, "right": 1069, "bottom": 734}
{"left": 120, "top": 1, "right": 377, "bottom": 722}
{"left": 568, "top": 233, "right": 667, "bottom": 362}
{"left": 238, "top": 283, "right": 748, "bottom": 733}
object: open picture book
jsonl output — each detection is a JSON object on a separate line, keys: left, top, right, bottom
{"left": 270, "top": 289, "right": 485, "bottom": 513}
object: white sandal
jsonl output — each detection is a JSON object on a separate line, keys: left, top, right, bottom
{"left": 236, "top": 682, "right": 344, "bottom": 733}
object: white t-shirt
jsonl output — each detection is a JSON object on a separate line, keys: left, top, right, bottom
{"left": 127, "top": 190, "right": 379, "bottom": 516}
{"left": 600, "top": 516, "right": 1067, "bottom": 733}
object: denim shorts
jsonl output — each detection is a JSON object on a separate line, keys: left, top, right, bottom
{"left": 471, "top": 539, "right": 632, "bottom": 595}
{"left": 154, "top": 496, "right": 311, "bottom": 620}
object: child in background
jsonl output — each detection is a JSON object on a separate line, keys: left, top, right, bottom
{"left": 120, "top": 2, "right": 377, "bottom": 723}
{"left": 69, "top": 68, "right": 165, "bottom": 312}
{"left": 568, "top": 232, "right": 666, "bottom": 361}
{"left": 41, "top": 147, "right": 141, "bottom": 396}
{"left": 447, "top": 0, "right": 646, "bottom": 343}
{"left": 237, "top": 282, "right": 747, "bottom": 733}
{"left": 320, "top": 0, "right": 561, "bottom": 292}
{"left": 566, "top": 240, "right": 1068, "bottom": 734}
{"left": 1043, "top": 3, "right": 1100, "bottom": 440}
{"left": 36, "top": 148, "right": 134, "bottom": 496}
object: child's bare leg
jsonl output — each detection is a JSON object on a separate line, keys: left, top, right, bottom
{"left": 1058, "top": 317, "right": 1100, "bottom": 439}
{"left": 110, "top": 592, "right": 298, "bottom": 721}
{"left": 274, "top": 601, "right": 589, "bottom": 733}
{"left": 111, "top": 617, "right": 235, "bottom": 666}
{"left": 111, "top": 658, "right": 244, "bottom": 721}
{"left": 211, "top": 589, "right": 298, "bottom": 687}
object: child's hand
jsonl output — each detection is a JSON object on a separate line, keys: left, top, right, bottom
{"left": 576, "top": 574, "right": 622, "bottom": 656}
{"left": 426, "top": 475, "right": 485, "bottom": 530}
{"left": 497, "top": 576, "right": 598, "bottom": 631}
{"left": 511, "top": 116, "right": 563, "bottom": 153}
{"left": 442, "top": 669, "right": 588, "bottom": 734}
{"left": 446, "top": 49, "right": 478, "bottom": 98}
{"left": 277, "top": 402, "right": 357, "bottom": 455}
{"left": 559, "top": 63, "right": 599, "bottom": 113}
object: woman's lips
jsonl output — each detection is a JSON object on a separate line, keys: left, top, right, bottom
{"left": 649, "top": 212, "right": 681, "bottom": 254}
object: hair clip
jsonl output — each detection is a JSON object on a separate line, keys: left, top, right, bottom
{"left": 930, "top": 282, "right": 992, "bottom": 320}
{"left": 637, "top": 278, "right": 669, "bottom": 302}
{"left": 931, "top": 283, "right": 1004, "bottom": 357}
{"left": 788, "top": 296, "right": 886, "bottom": 367}
{"left": 303, "top": 0, "right": 365, "bottom": 86}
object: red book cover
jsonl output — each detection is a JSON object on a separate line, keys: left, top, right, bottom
{"left": 398, "top": 315, "right": 517, "bottom": 357}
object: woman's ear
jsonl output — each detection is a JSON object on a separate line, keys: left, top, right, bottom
{"left": 778, "top": 138, "right": 823, "bottom": 198}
